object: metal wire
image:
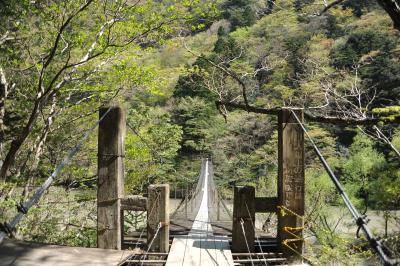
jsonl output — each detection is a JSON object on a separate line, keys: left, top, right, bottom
{"left": 290, "top": 110, "right": 399, "bottom": 266}
{"left": 0, "top": 106, "right": 113, "bottom": 244}
{"left": 140, "top": 222, "right": 162, "bottom": 266}
{"left": 240, "top": 218, "right": 255, "bottom": 266}
{"left": 134, "top": 192, "right": 160, "bottom": 250}
{"left": 245, "top": 202, "right": 269, "bottom": 266}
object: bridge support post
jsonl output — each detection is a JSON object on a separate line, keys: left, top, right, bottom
{"left": 277, "top": 108, "right": 305, "bottom": 260}
{"left": 147, "top": 184, "right": 169, "bottom": 252}
{"left": 97, "top": 106, "right": 126, "bottom": 250}
{"left": 232, "top": 186, "right": 255, "bottom": 253}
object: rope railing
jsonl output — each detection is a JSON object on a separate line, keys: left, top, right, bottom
{"left": 0, "top": 106, "right": 113, "bottom": 245}
{"left": 290, "top": 110, "right": 399, "bottom": 266}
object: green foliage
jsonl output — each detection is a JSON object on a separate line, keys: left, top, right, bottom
{"left": 125, "top": 105, "right": 182, "bottom": 194}
{"left": 173, "top": 57, "right": 214, "bottom": 99}
{"left": 2, "top": 0, "right": 400, "bottom": 263}
{"left": 172, "top": 96, "right": 224, "bottom": 154}
{"left": 213, "top": 27, "right": 241, "bottom": 60}
{"left": 392, "top": 129, "right": 400, "bottom": 152}
{"left": 330, "top": 30, "right": 397, "bottom": 69}
{"left": 222, "top": 0, "right": 257, "bottom": 30}
{"left": 343, "top": 133, "right": 385, "bottom": 182}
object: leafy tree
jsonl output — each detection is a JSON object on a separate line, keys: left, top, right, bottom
{"left": 341, "top": 133, "right": 386, "bottom": 208}
{"left": 125, "top": 105, "right": 182, "bottom": 194}
{"left": 222, "top": 0, "right": 257, "bottom": 29}
{"left": 173, "top": 57, "right": 214, "bottom": 100}
{"left": 330, "top": 30, "right": 397, "bottom": 69}
{"left": 0, "top": 0, "right": 216, "bottom": 182}
{"left": 172, "top": 96, "right": 223, "bottom": 154}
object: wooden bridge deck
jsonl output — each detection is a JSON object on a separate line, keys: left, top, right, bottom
{"left": 0, "top": 239, "right": 130, "bottom": 266}
{"left": 166, "top": 160, "right": 234, "bottom": 266}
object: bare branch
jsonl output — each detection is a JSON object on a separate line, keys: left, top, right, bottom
{"left": 216, "top": 100, "right": 279, "bottom": 115}
{"left": 182, "top": 39, "right": 250, "bottom": 108}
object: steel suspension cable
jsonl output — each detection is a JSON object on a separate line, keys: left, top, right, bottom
{"left": 124, "top": 190, "right": 163, "bottom": 266}
{"left": 290, "top": 110, "right": 399, "bottom": 266}
{"left": 140, "top": 222, "right": 162, "bottom": 266}
{"left": 244, "top": 202, "right": 269, "bottom": 266}
{"left": 240, "top": 218, "right": 255, "bottom": 266}
{"left": 0, "top": 106, "right": 113, "bottom": 244}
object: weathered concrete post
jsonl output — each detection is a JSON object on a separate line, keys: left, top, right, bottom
{"left": 147, "top": 184, "right": 169, "bottom": 252}
{"left": 277, "top": 108, "right": 305, "bottom": 259}
{"left": 97, "top": 106, "right": 125, "bottom": 250}
{"left": 232, "top": 186, "right": 255, "bottom": 252}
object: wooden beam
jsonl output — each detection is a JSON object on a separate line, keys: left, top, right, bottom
{"left": 124, "top": 260, "right": 166, "bottom": 264}
{"left": 254, "top": 197, "right": 277, "bottom": 213}
{"left": 232, "top": 252, "right": 282, "bottom": 257}
{"left": 147, "top": 184, "right": 169, "bottom": 253}
{"left": 216, "top": 100, "right": 279, "bottom": 115}
{"left": 277, "top": 108, "right": 305, "bottom": 260}
{"left": 97, "top": 106, "right": 125, "bottom": 250}
{"left": 216, "top": 100, "right": 400, "bottom": 125}
{"left": 233, "top": 258, "right": 286, "bottom": 263}
{"left": 121, "top": 195, "right": 147, "bottom": 211}
{"left": 232, "top": 186, "right": 255, "bottom": 253}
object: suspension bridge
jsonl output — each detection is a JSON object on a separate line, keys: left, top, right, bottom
{"left": 0, "top": 106, "right": 399, "bottom": 266}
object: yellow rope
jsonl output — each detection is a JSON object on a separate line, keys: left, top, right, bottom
{"left": 282, "top": 226, "right": 305, "bottom": 258}
{"left": 277, "top": 206, "right": 308, "bottom": 261}
{"left": 277, "top": 205, "right": 304, "bottom": 219}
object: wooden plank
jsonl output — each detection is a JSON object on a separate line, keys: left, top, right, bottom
{"left": 147, "top": 184, "right": 169, "bottom": 252}
{"left": 123, "top": 260, "right": 166, "bottom": 263}
{"left": 121, "top": 195, "right": 147, "bottom": 211}
{"left": 277, "top": 108, "right": 304, "bottom": 259}
{"left": 0, "top": 239, "right": 129, "bottom": 266}
{"left": 232, "top": 186, "right": 255, "bottom": 253}
{"left": 254, "top": 197, "right": 277, "bottom": 213}
{"left": 232, "top": 252, "right": 283, "bottom": 257}
{"left": 233, "top": 258, "right": 286, "bottom": 263}
{"left": 97, "top": 106, "right": 126, "bottom": 250}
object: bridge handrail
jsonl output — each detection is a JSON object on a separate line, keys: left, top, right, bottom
{"left": 215, "top": 189, "right": 233, "bottom": 219}
{"left": 290, "top": 110, "right": 399, "bottom": 266}
{"left": 0, "top": 107, "right": 113, "bottom": 245}
{"left": 207, "top": 160, "right": 233, "bottom": 219}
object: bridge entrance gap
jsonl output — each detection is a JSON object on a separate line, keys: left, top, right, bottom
{"left": 166, "top": 159, "right": 234, "bottom": 266}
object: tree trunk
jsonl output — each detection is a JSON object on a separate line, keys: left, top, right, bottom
{"left": 377, "top": 0, "right": 400, "bottom": 30}
{"left": 0, "top": 99, "right": 42, "bottom": 181}
{"left": 22, "top": 95, "right": 58, "bottom": 198}
{"left": 384, "top": 211, "right": 389, "bottom": 238}
{"left": 0, "top": 67, "right": 7, "bottom": 161}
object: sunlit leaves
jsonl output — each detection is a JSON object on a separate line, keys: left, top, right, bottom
{"left": 125, "top": 106, "right": 182, "bottom": 193}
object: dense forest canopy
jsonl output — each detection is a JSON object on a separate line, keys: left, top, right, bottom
{"left": 1, "top": 0, "right": 400, "bottom": 264}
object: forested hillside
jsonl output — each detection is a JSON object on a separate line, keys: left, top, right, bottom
{"left": 1, "top": 0, "right": 400, "bottom": 264}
